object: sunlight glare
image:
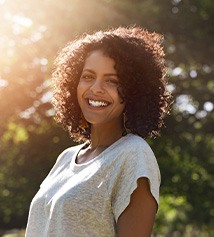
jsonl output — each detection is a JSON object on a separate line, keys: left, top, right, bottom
{"left": 12, "top": 15, "right": 32, "bottom": 27}
{"left": 19, "top": 107, "right": 36, "bottom": 119}
{"left": 175, "top": 94, "right": 197, "bottom": 114}
{"left": 172, "top": 67, "right": 182, "bottom": 76}
{"left": 166, "top": 84, "right": 175, "bottom": 93}
{"left": 204, "top": 102, "right": 213, "bottom": 112}
{"left": 31, "top": 32, "right": 42, "bottom": 42}
{"left": 189, "top": 70, "right": 197, "bottom": 78}
{"left": 0, "top": 78, "right": 9, "bottom": 88}
{"left": 41, "top": 91, "right": 53, "bottom": 103}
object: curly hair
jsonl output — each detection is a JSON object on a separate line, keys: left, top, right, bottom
{"left": 52, "top": 26, "right": 172, "bottom": 142}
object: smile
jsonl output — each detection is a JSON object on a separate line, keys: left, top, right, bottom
{"left": 88, "top": 99, "right": 109, "bottom": 107}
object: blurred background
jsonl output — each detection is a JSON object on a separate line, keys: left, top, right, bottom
{"left": 0, "top": 0, "right": 213, "bottom": 236}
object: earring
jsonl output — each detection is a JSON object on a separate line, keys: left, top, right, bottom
{"left": 123, "top": 112, "right": 129, "bottom": 135}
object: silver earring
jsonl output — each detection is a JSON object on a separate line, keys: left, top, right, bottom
{"left": 123, "top": 112, "right": 129, "bottom": 135}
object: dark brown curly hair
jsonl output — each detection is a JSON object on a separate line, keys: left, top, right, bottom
{"left": 52, "top": 26, "right": 172, "bottom": 142}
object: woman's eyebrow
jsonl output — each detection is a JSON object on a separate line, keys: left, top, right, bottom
{"left": 82, "top": 69, "right": 118, "bottom": 77}
{"left": 104, "top": 73, "right": 118, "bottom": 77}
{"left": 82, "top": 69, "right": 95, "bottom": 74}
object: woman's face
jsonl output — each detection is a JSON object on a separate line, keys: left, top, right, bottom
{"left": 77, "top": 50, "right": 125, "bottom": 128}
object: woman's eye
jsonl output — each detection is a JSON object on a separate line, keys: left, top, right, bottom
{"left": 81, "top": 74, "right": 94, "bottom": 80}
{"left": 106, "top": 79, "right": 119, "bottom": 86}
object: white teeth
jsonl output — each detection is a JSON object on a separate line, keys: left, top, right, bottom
{"left": 88, "top": 99, "right": 108, "bottom": 107}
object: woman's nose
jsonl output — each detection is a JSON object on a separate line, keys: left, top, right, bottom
{"left": 90, "top": 79, "right": 104, "bottom": 94}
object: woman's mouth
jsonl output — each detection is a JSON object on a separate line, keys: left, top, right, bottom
{"left": 88, "top": 99, "right": 110, "bottom": 108}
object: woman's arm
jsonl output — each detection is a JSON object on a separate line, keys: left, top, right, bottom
{"left": 117, "top": 177, "right": 158, "bottom": 237}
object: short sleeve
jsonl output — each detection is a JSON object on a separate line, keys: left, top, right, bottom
{"left": 111, "top": 140, "right": 161, "bottom": 222}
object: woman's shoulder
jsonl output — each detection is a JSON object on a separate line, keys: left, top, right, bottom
{"left": 121, "top": 133, "right": 153, "bottom": 153}
{"left": 115, "top": 133, "right": 158, "bottom": 170}
{"left": 57, "top": 143, "right": 84, "bottom": 163}
{"left": 117, "top": 133, "right": 160, "bottom": 182}
{"left": 61, "top": 143, "right": 84, "bottom": 154}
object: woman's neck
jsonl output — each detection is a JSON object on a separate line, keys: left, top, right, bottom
{"left": 90, "top": 122, "right": 124, "bottom": 149}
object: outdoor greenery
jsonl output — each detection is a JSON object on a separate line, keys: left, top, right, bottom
{"left": 0, "top": 0, "right": 213, "bottom": 236}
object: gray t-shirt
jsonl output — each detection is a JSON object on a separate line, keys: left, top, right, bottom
{"left": 25, "top": 133, "right": 160, "bottom": 237}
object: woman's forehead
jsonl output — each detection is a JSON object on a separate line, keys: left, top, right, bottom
{"left": 83, "top": 50, "right": 117, "bottom": 74}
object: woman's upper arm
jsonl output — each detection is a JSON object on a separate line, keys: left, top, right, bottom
{"left": 117, "top": 177, "right": 158, "bottom": 237}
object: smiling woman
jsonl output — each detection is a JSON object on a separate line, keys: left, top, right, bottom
{"left": 25, "top": 26, "right": 172, "bottom": 237}
{"left": 77, "top": 50, "right": 125, "bottom": 128}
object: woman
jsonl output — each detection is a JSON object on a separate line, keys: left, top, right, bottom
{"left": 26, "top": 26, "right": 172, "bottom": 237}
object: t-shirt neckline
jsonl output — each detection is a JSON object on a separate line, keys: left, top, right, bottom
{"left": 71, "top": 133, "right": 132, "bottom": 168}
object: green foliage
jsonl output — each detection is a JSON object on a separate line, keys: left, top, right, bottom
{"left": 0, "top": 120, "right": 74, "bottom": 228}
{"left": 0, "top": 0, "right": 213, "bottom": 235}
